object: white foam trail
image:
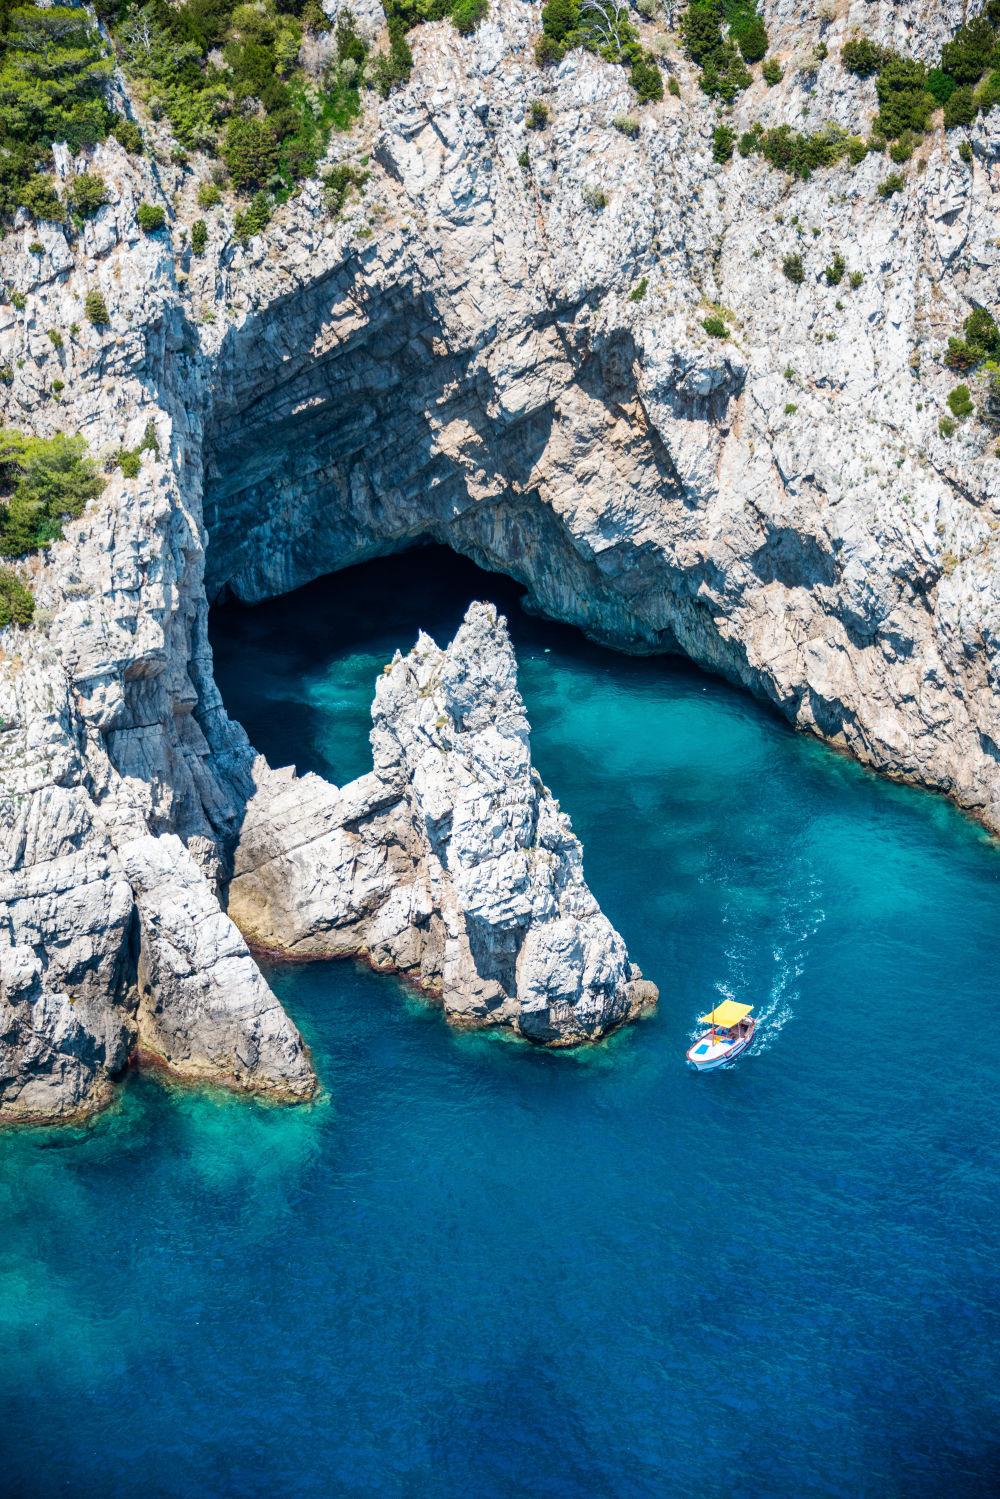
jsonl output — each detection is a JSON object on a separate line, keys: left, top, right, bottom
{"left": 688, "top": 869, "right": 825, "bottom": 1062}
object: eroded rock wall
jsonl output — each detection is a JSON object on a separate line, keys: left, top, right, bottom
{"left": 228, "top": 603, "right": 657, "bottom": 1043}
{"left": 1, "top": 0, "right": 999, "bottom": 1120}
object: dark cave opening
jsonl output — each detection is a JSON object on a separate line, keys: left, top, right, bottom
{"left": 207, "top": 541, "right": 712, "bottom": 787}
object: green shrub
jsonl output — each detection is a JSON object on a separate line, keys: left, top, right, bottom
{"left": 541, "top": 0, "right": 578, "bottom": 45}
{"left": 824, "top": 252, "right": 845, "bottom": 286}
{"left": 631, "top": 52, "right": 663, "bottom": 103}
{"left": 222, "top": 118, "right": 278, "bottom": 194}
{"left": 965, "top": 307, "right": 1000, "bottom": 357}
{"left": 757, "top": 122, "right": 849, "bottom": 178}
{"left": 947, "top": 309, "right": 1000, "bottom": 369}
{"left": 712, "top": 123, "right": 737, "bottom": 163}
{"left": 668, "top": 74, "right": 681, "bottom": 96}
{"left": 944, "top": 85, "right": 978, "bottom": 129}
{"left": 959, "top": 139, "right": 973, "bottom": 162}
{"left": 878, "top": 171, "right": 906, "bottom": 197}
{"left": 321, "top": 165, "right": 368, "bottom": 216}
{"left": 191, "top": 219, "right": 208, "bottom": 255}
{"left": 733, "top": 16, "right": 767, "bottom": 65}
{"left": 111, "top": 0, "right": 361, "bottom": 181}
{"left": 0, "top": 430, "right": 104, "bottom": 558}
{"left": 889, "top": 130, "right": 914, "bottom": 163}
{"left": 139, "top": 420, "right": 160, "bottom": 458}
{"left": 947, "top": 383, "right": 974, "bottom": 419}
{"left": 927, "top": 68, "right": 957, "bottom": 105}
{"left": 537, "top": 0, "right": 660, "bottom": 98}
{"left": 47, "top": 328, "right": 63, "bottom": 350}
{"left": 67, "top": 172, "right": 108, "bottom": 221}
{"left": 703, "top": 314, "right": 728, "bottom": 338}
{"left": 841, "top": 38, "right": 886, "bottom": 77}
{"left": 848, "top": 270, "right": 863, "bottom": 288}
{"left": 762, "top": 58, "right": 782, "bottom": 85}
{"left": 28, "top": 241, "right": 43, "bottom": 255}
{"left": 939, "top": 416, "right": 956, "bottom": 438}
{"left": 85, "top": 290, "right": 109, "bottom": 325}
{"left": 137, "top": 202, "right": 166, "bottom": 232}
{"left": 197, "top": 181, "right": 222, "bottom": 209}
{"left": 51, "top": 379, "right": 64, "bottom": 395}
{"left": 0, "top": 5, "right": 111, "bottom": 220}
{"left": 784, "top": 402, "right": 797, "bottom": 414}
{"left": 17, "top": 174, "right": 64, "bottom": 223}
{"left": 582, "top": 183, "right": 608, "bottom": 210}
{"left": 0, "top": 566, "right": 34, "bottom": 627}
{"left": 451, "top": 0, "right": 488, "bottom": 34}
{"left": 118, "top": 449, "right": 141, "bottom": 478}
{"left": 109, "top": 116, "right": 144, "bottom": 155}
{"left": 739, "top": 125, "right": 762, "bottom": 156}
{"left": 782, "top": 252, "right": 805, "bottom": 284}
{"left": 941, "top": 16, "right": 997, "bottom": 85}
{"left": 527, "top": 99, "right": 549, "bottom": 129}
{"left": 614, "top": 115, "right": 640, "bottom": 138}
{"left": 630, "top": 277, "right": 648, "bottom": 302}
{"left": 517, "top": 148, "right": 531, "bottom": 170}
{"left": 370, "top": 23, "right": 414, "bottom": 97}
{"left": 233, "top": 190, "right": 272, "bottom": 241}
{"left": 681, "top": 1, "right": 724, "bottom": 65}
{"left": 944, "top": 338, "right": 979, "bottom": 371}
{"left": 535, "top": 33, "right": 562, "bottom": 66}
{"left": 699, "top": 39, "right": 751, "bottom": 101}
{"left": 875, "top": 53, "right": 934, "bottom": 138}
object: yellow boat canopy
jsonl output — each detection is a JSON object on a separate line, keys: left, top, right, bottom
{"left": 699, "top": 1000, "right": 753, "bottom": 1028}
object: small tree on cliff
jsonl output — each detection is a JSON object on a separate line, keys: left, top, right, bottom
{"left": 221, "top": 118, "right": 278, "bottom": 195}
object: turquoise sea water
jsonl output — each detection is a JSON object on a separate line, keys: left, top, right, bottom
{"left": 4, "top": 546, "right": 1000, "bottom": 1497}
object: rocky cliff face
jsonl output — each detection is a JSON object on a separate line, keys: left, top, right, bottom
{"left": 228, "top": 602, "right": 656, "bottom": 1043}
{"left": 1, "top": 0, "right": 998, "bottom": 1120}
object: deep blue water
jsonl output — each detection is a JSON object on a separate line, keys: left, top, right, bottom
{"left": 4, "top": 546, "right": 1000, "bottom": 1498}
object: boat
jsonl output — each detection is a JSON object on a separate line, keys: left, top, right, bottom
{"left": 686, "top": 1000, "right": 756, "bottom": 1071}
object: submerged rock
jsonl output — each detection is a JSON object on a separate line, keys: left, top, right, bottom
{"left": 229, "top": 602, "right": 657, "bottom": 1045}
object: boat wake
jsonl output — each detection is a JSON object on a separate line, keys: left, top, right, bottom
{"left": 689, "top": 873, "right": 825, "bottom": 1062}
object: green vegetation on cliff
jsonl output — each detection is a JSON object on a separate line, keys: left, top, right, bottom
{"left": 678, "top": 0, "right": 769, "bottom": 101}
{"left": 108, "top": 0, "right": 365, "bottom": 191}
{"left": 0, "top": 564, "right": 33, "bottom": 626}
{"left": 841, "top": 6, "right": 1000, "bottom": 136}
{"left": 0, "top": 430, "right": 103, "bottom": 559}
{"left": 536, "top": 0, "right": 663, "bottom": 104}
{"left": 0, "top": 3, "right": 113, "bottom": 219}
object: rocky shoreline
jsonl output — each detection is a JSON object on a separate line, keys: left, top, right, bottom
{"left": 2, "top": 0, "right": 999, "bottom": 1122}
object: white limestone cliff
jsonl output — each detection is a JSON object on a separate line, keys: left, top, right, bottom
{"left": 228, "top": 602, "right": 657, "bottom": 1043}
{"left": 1, "top": 0, "right": 999, "bottom": 1119}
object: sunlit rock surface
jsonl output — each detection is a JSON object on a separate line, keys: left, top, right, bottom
{"left": 1, "top": 0, "right": 999, "bottom": 1118}
{"left": 229, "top": 602, "right": 657, "bottom": 1043}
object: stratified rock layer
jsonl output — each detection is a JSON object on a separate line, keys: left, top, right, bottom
{"left": 229, "top": 603, "right": 657, "bottom": 1044}
{"left": 1, "top": 0, "right": 999, "bottom": 1119}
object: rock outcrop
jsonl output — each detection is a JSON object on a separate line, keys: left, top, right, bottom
{"left": 229, "top": 602, "right": 656, "bottom": 1043}
{"left": 2, "top": 0, "right": 999, "bottom": 1120}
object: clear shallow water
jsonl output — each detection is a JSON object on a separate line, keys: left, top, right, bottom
{"left": 4, "top": 547, "right": 1000, "bottom": 1498}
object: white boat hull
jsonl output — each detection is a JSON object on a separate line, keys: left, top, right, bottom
{"left": 686, "top": 1019, "right": 756, "bottom": 1071}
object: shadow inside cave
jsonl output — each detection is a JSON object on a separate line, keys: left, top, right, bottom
{"left": 208, "top": 542, "right": 716, "bottom": 790}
